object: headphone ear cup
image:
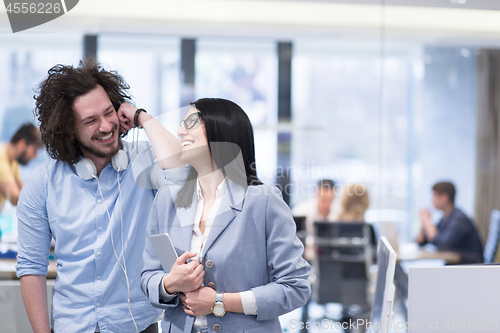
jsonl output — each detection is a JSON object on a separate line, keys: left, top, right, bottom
{"left": 112, "top": 149, "right": 129, "bottom": 172}
{"left": 75, "top": 158, "right": 97, "bottom": 180}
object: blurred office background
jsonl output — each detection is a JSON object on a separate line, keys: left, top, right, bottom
{"left": 1, "top": 0, "right": 500, "bottom": 244}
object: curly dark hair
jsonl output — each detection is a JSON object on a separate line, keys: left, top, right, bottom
{"left": 34, "top": 58, "right": 131, "bottom": 164}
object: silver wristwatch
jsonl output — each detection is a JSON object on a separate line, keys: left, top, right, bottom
{"left": 211, "top": 291, "right": 226, "bottom": 317}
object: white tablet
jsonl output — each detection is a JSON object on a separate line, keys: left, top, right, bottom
{"left": 149, "top": 233, "right": 179, "bottom": 272}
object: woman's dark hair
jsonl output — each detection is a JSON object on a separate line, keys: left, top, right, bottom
{"left": 175, "top": 98, "right": 263, "bottom": 208}
{"left": 34, "top": 58, "right": 130, "bottom": 164}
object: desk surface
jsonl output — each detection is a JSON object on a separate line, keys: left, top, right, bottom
{"left": 0, "top": 259, "right": 57, "bottom": 280}
{"left": 396, "top": 243, "right": 461, "bottom": 264}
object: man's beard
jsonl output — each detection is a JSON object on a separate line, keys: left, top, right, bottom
{"left": 77, "top": 131, "right": 121, "bottom": 159}
{"left": 17, "top": 150, "right": 30, "bottom": 165}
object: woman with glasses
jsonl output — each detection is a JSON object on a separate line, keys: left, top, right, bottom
{"left": 119, "top": 98, "right": 311, "bottom": 333}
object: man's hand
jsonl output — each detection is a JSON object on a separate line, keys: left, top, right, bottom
{"left": 117, "top": 102, "right": 138, "bottom": 135}
{"left": 420, "top": 209, "right": 432, "bottom": 226}
{"left": 162, "top": 251, "right": 205, "bottom": 294}
{"left": 180, "top": 287, "right": 216, "bottom": 317}
{"left": 419, "top": 208, "right": 438, "bottom": 242}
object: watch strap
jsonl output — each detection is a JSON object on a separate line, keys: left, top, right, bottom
{"left": 215, "top": 291, "right": 223, "bottom": 303}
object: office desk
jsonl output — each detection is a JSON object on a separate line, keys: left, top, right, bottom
{"left": 0, "top": 279, "right": 54, "bottom": 333}
{"left": 0, "top": 259, "right": 57, "bottom": 280}
{"left": 393, "top": 244, "right": 461, "bottom": 324}
{"left": 396, "top": 243, "right": 461, "bottom": 264}
{"left": 0, "top": 259, "right": 56, "bottom": 332}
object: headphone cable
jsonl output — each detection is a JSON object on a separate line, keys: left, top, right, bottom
{"left": 95, "top": 173, "right": 140, "bottom": 333}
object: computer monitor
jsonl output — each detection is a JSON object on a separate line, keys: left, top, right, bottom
{"left": 370, "top": 236, "right": 397, "bottom": 333}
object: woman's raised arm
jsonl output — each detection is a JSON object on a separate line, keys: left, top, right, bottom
{"left": 117, "top": 102, "right": 185, "bottom": 169}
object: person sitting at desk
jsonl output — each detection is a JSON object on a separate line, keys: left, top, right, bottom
{"left": 337, "top": 184, "right": 377, "bottom": 261}
{"left": 292, "top": 179, "right": 340, "bottom": 261}
{"left": 337, "top": 184, "right": 370, "bottom": 222}
{"left": 292, "top": 179, "right": 339, "bottom": 235}
{"left": 416, "top": 181, "right": 483, "bottom": 264}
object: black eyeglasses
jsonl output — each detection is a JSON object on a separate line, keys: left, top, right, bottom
{"left": 179, "top": 112, "right": 202, "bottom": 130}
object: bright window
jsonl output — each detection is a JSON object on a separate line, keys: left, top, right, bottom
{"left": 195, "top": 38, "right": 278, "bottom": 185}
{"left": 291, "top": 40, "right": 476, "bottom": 239}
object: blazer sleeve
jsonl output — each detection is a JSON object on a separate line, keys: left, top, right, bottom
{"left": 251, "top": 187, "right": 312, "bottom": 321}
{"left": 164, "top": 164, "right": 190, "bottom": 186}
{"left": 140, "top": 188, "right": 180, "bottom": 309}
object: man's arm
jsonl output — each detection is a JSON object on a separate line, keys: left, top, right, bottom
{"left": 0, "top": 156, "right": 22, "bottom": 205}
{"left": 0, "top": 180, "right": 21, "bottom": 205}
{"left": 20, "top": 275, "right": 50, "bottom": 333}
{"left": 16, "top": 166, "right": 52, "bottom": 332}
{"left": 415, "top": 225, "right": 426, "bottom": 245}
{"left": 431, "top": 214, "right": 471, "bottom": 249}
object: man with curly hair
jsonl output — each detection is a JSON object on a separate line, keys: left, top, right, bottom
{"left": 15, "top": 59, "right": 163, "bottom": 333}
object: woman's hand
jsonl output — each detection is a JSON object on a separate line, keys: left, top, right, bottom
{"left": 117, "top": 102, "right": 138, "bottom": 134}
{"left": 180, "top": 287, "right": 216, "bottom": 317}
{"left": 162, "top": 251, "right": 205, "bottom": 294}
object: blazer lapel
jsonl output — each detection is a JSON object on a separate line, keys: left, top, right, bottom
{"left": 202, "top": 180, "right": 247, "bottom": 258}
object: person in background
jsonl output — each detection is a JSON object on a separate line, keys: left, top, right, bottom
{"left": 337, "top": 184, "right": 370, "bottom": 222}
{"left": 292, "top": 179, "right": 339, "bottom": 235}
{"left": 416, "top": 181, "right": 483, "bottom": 264}
{"left": 337, "top": 184, "right": 376, "bottom": 261}
{"left": 292, "top": 179, "right": 339, "bottom": 260}
{"left": 0, "top": 123, "right": 41, "bottom": 214}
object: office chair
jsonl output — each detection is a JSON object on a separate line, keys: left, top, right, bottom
{"left": 484, "top": 209, "right": 500, "bottom": 263}
{"left": 293, "top": 215, "right": 307, "bottom": 244}
{"left": 311, "top": 222, "right": 375, "bottom": 332}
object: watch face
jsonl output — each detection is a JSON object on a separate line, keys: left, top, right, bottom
{"left": 213, "top": 303, "right": 225, "bottom": 316}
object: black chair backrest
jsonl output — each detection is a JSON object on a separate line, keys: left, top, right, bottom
{"left": 313, "top": 222, "right": 373, "bottom": 307}
{"left": 293, "top": 216, "right": 306, "bottom": 233}
{"left": 315, "top": 260, "right": 369, "bottom": 306}
{"left": 315, "top": 221, "right": 365, "bottom": 238}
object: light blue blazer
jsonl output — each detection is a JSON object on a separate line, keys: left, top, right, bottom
{"left": 141, "top": 167, "right": 311, "bottom": 333}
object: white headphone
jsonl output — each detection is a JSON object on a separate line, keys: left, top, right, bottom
{"left": 75, "top": 148, "right": 128, "bottom": 180}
